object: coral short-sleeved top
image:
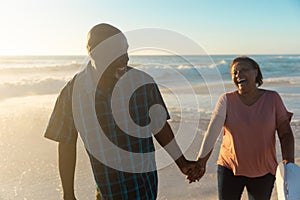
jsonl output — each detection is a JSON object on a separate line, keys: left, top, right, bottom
{"left": 216, "top": 90, "right": 292, "bottom": 178}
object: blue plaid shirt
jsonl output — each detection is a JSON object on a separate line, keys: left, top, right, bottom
{"left": 45, "top": 65, "right": 170, "bottom": 200}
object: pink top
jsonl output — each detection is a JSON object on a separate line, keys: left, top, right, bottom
{"left": 216, "top": 90, "right": 292, "bottom": 177}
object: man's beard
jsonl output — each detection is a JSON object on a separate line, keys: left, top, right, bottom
{"left": 113, "top": 66, "right": 127, "bottom": 79}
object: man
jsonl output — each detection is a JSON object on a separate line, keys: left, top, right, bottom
{"left": 45, "top": 23, "right": 195, "bottom": 200}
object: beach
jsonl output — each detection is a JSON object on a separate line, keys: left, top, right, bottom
{"left": 0, "top": 55, "right": 300, "bottom": 199}
{"left": 0, "top": 95, "right": 299, "bottom": 200}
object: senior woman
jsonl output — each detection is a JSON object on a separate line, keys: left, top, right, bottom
{"left": 189, "top": 56, "right": 294, "bottom": 200}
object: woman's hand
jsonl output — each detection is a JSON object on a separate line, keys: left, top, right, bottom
{"left": 186, "top": 158, "right": 207, "bottom": 183}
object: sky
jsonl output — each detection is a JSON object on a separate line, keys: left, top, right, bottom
{"left": 0, "top": 0, "right": 300, "bottom": 55}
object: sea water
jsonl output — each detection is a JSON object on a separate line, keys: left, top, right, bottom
{"left": 0, "top": 54, "right": 299, "bottom": 121}
{"left": 0, "top": 55, "right": 299, "bottom": 199}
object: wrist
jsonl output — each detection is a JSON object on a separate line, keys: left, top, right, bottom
{"left": 63, "top": 194, "right": 76, "bottom": 200}
{"left": 282, "top": 159, "right": 294, "bottom": 164}
{"left": 175, "top": 155, "right": 187, "bottom": 168}
{"left": 196, "top": 157, "right": 207, "bottom": 166}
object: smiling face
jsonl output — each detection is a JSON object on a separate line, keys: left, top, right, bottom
{"left": 231, "top": 62, "right": 258, "bottom": 94}
{"left": 89, "top": 30, "right": 129, "bottom": 80}
{"left": 106, "top": 52, "right": 129, "bottom": 79}
{"left": 87, "top": 24, "right": 130, "bottom": 81}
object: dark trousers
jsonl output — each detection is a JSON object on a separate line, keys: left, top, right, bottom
{"left": 217, "top": 165, "right": 275, "bottom": 200}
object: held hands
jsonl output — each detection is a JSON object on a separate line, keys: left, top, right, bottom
{"left": 179, "top": 158, "right": 207, "bottom": 183}
{"left": 189, "top": 158, "right": 207, "bottom": 183}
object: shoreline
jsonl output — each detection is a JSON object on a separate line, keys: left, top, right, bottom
{"left": 0, "top": 95, "right": 299, "bottom": 199}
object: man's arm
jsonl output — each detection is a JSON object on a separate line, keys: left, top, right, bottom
{"left": 58, "top": 140, "right": 77, "bottom": 200}
{"left": 187, "top": 149, "right": 212, "bottom": 183}
{"left": 277, "top": 119, "right": 295, "bottom": 164}
{"left": 154, "top": 121, "right": 196, "bottom": 175}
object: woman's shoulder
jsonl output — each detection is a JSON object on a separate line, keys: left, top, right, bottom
{"left": 258, "top": 89, "right": 285, "bottom": 106}
{"left": 222, "top": 91, "right": 237, "bottom": 99}
{"left": 216, "top": 91, "right": 237, "bottom": 105}
{"left": 262, "top": 89, "right": 281, "bottom": 98}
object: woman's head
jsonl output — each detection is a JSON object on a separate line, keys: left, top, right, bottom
{"left": 230, "top": 56, "right": 263, "bottom": 88}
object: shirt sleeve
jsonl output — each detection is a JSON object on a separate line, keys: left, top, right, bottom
{"left": 150, "top": 83, "right": 171, "bottom": 120}
{"left": 44, "top": 82, "right": 78, "bottom": 144}
{"left": 273, "top": 91, "right": 293, "bottom": 128}
{"left": 198, "top": 93, "right": 227, "bottom": 159}
{"left": 142, "top": 83, "right": 171, "bottom": 134}
{"left": 213, "top": 93, "right": 227, "bottom": 117}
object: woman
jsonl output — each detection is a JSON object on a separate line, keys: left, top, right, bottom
{"left": 189, "top": 56, "right": 295, "bottom": 200}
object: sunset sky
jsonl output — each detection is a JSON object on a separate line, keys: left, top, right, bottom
{"left": 0, "top": 0, "right": 300, "bottom": 55}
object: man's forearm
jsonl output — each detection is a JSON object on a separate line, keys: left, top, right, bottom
{"left": 58, "top": 142, "right": 77, "bottom": 199}
{"left": 154, "top": 122, "right": 187, "bottom": 167}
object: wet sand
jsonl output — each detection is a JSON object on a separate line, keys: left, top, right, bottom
{"left": 0, "top": 95, "right": 299, "bottom": 199}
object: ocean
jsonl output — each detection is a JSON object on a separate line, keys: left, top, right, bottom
{"left": 0, "top": 55, "right": 299, "bottom": 199}
{"left": 0, "top": 54, "right": 299, "bottom": 121}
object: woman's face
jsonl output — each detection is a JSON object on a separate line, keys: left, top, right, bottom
{"left": 231, "top": 62, "right": 258, "bottom": 94}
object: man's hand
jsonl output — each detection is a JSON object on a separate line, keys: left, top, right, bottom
{"left": 186, "top": 158, "right": 207, "bottom": 183}
{"left": 178, "top": 160, "right": 198, "bottom": 176}
{"left": 175, "top": 157, "right": 202, "bottom": 183}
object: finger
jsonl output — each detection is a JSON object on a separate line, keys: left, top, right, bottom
{"left": 188, "top": 167, "right": 204, "bottom": 178}
{"left": 187, "top": 177, "right": 196, "bottom": 184}
{"left": 188, "top": 170, "right": 205, "bottom": 181}
{"left": 187, "top": 174, "right": 200, "bottom": 182}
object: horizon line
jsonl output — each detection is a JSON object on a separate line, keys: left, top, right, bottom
{"left": 0, "top": 53, "right": 300, "bottom": 57}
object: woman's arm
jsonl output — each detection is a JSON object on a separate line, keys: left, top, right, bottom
{"left": 187, "top": 114, "right": 225, "bottom": 182}
{"left": 197, "top": 114, "right": 225, "bottom": 159}
{"left": 187, "top": 94, "right": 227, "bottom": 182}
{"left": 277, "top": 119, "right": 295, "bottom": 164}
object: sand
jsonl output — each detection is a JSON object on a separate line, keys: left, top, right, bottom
{"left": 0, "top": 95, "right": 299, "bottom": 200}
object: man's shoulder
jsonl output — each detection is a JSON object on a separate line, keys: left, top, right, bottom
{"left": 127, "top": 66, "right": 150, "bottom": 75}
{"left": 58, "top": 75, "right": 77, "bottom": 100}
{"left": 127, "top": 66, "right": 155, "bottom": 83}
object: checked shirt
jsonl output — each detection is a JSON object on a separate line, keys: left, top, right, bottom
{"left": 45, "top": 64, "right": 170, "bottom": 200}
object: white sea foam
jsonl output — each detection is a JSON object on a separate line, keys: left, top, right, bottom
{"left": 0, "top": 55, "right": 299, "bottom": 117}
{"left": 0, "top": 55, "right": 300, "bottom": 199}
{"left": 0, "top": 78, "right": 67, "bottom": 100}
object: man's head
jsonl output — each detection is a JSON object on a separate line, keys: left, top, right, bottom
{"left": 87, "top": 23, "right": 129, "bottom": 79}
